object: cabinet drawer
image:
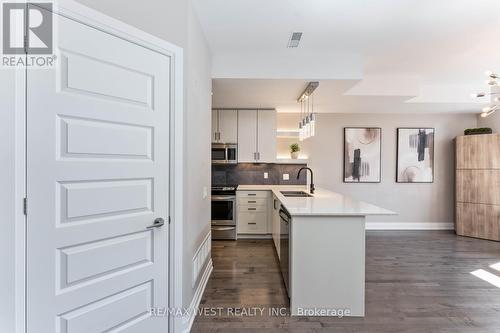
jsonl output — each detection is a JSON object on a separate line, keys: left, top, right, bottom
{"left": 237, "top": 190, "right": 270, "bottom": 199}
{"left": 237, "top": 211, "right": 267, "bottom": 234}
{"left": 237, "top": 197, "right": 268, "bottom": 206}
{"left": 238, "top": 204, "right": 267, "bottom": 212}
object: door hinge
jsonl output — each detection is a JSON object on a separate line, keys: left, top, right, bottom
{"left": 23, "top": 198, "right": 27, "bottom": 215}
{"left": 24, "top": 35, "right": 28, "bottom": 54}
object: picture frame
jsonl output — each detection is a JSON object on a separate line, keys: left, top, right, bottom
{"left": 396, "top": 128, "right": 435, "bottom": 183}
{"left": 343, "top": 127, "right": 382, "bottom": 183}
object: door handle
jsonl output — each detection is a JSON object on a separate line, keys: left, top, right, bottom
{"left": 147, "top": 218, "right": 165, "bottom": 229}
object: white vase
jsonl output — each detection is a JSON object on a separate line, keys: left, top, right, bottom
{"left": 291, "top": 151, "right": 299, "bottom": 159}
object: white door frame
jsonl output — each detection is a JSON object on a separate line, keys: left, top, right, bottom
{"left": 11, "top": 1, "right": 184, "bottom": 332}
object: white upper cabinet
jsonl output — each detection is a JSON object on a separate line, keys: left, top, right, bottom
{"left": 257, "top": 110, "right": 277, "bottom": 163}
{"left": 237, "top": 109, "right": 276, "bottom": 163}
{"left": 237, "top": 110, "right": 258, "bottom": 162}
{"left": 212, "top": 110, "right": 218, "bottom": 142}
{"left": 218, "top": 110, "right": 238, "bottom": 143}
{"left": 212, "top": 109, "right": 238, "bottom": 143}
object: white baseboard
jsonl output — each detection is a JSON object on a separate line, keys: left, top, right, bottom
{"left": 183, "top": 258, "right": 213, "bottom": 333}
{"left": 366, "top": 222, "right": 454, "bottom": 230}
{"left": 237, "top": 234, "right": 272, "bottom": 239}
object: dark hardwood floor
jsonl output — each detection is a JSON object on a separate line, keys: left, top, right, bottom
{"left": 192, "top": 231, "right": 500, "bottom": 333}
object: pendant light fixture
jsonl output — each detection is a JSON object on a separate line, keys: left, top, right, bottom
{"left": 472, "top": 71, "right": 500, "bottom": 118}
{"left": 310, "top": 93, "right": 316, "bottom": 137}
{"left": 297, "top": 82, "right": 319, "bottom": 140}
{"left": 299, "top": 99, "right": 304, "bottom": 141}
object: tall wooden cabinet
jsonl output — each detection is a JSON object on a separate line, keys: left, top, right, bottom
{"left": 456, "top": 134, "right": 500, "bottom": 241}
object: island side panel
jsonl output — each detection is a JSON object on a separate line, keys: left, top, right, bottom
{"left": 290, "top": 215, "right": 365, "bottom": 317}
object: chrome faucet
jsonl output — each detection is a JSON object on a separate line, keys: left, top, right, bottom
{"left": 297, "top": 167, "right": 315, "bottom": 194}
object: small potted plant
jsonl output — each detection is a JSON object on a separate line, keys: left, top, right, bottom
{"left": 464, "top": 128, "right": 493, "bottom": 135}
{"left": 290, "top": 143, "right": 300, "bottom": 159}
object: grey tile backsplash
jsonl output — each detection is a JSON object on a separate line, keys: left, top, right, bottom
{"left": 212, "top": 163, "right": 307, "bottom": 186}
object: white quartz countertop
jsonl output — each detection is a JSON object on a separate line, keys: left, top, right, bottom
{"left": 237, "top": 185, "right": 396, "bottom": 217}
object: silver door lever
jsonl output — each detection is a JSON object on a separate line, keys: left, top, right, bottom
{"left": 147, "top": 218, "right": 165, "bottom": 229}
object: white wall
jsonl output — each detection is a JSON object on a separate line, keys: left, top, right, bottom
{"left": 303, "top": 113, "right": 477, "bottom": 226}
{"left": 478, "top": 113, "right": 500, "bottom": 133}
{"left": 182, "top": 1, "right": 212, "bottom": 307}
{"left": 77, "top": 0, "right": 213, "bottom": 314}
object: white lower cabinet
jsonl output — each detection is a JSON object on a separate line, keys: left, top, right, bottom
{"left": 272, "top": 193, "right": 281, "bottom": 256}
{"left": 238, "top": 210, "right": 268, "bottom": 233}
{"left": 237, "top": 190, "right": 270, "bottom": 234}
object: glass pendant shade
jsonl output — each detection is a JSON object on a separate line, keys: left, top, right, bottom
{"left": 309, "top": 113, "right": 316, "bottom": 137}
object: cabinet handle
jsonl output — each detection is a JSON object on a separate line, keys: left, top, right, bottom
{"left": 248, "top": 222, "right": 257, "bottom": 225}
{"left": 248, "top": 200, "right": 256, "bottom": 203}
{"left": 248, "top": 208, "right": 256, "bottom": 211}
{"left": 247, "top": 193, "right": 256, "bottom": 196}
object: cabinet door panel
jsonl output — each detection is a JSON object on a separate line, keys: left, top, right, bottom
{"left": 237, "top": 110, "right": 257, "bottom": 162}
{"left": 456, "top": 134, "right": 500, "bottom": 169}
{"left": 218, "top": 110, "right": 238, "bottom": 143}
{"left": 212, "top": 110, "right": 218, "bottom": 142}
{"left": 456, "top": 202, "right": 500, "bottom": 241}
{"left": 257, "top": 110, "right": 276, "bottom": 163}
{"left": 456, "top": 169, "right": 500, "bottom": 205}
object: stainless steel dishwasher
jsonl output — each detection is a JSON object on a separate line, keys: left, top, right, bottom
{"left": 279, "top": 206, "right": 291, "bottom": 297}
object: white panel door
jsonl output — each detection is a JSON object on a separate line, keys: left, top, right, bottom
{"left": 237, "top": 110, "right": 258, "bottom": 162}
{"left": 27, "top": 12, "right": 170, "bottom": 333}
{"left": 218, "top": 110, "right": 238, "bottom": 143}
{"left": 257, "top": 110, "right": 277, "bottom": 163}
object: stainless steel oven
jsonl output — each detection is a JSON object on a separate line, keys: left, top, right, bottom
{"left": 211, "top": 186, "right": 237, "bottom": 240}
{"left": 212, "top": 143, "right": 237, "bottom": 164}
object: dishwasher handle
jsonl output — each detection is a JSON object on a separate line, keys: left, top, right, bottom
{"left": 279, "top": 208, "right": 291, "bottom": 223}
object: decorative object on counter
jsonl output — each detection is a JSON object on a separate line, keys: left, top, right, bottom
{"left": 464, "top": 128, "right": 493, "bottom": 135}
{"left": 298, "top": 81, "right": 319, "bottom": 141}
{"left": 471, "top": 71, "right": 500, "bottom": 118}
{"left": 290, "top": 143, "right": 300, "bottom": 159}
{"left": 343, "top": 127, "right": 381, "bottom": 183}
{"left": 396, "top": 128, "right": 435, "bottom": 183}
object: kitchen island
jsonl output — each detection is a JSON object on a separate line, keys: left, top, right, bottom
{"left": 237, "top": 185, "right": 395, "bottom": 317}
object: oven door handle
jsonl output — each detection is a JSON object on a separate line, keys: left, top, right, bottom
{"left": 212, "top": 226, "right": 236, "bottom": 231}
{"left": 211, "top": 195, "right": 236, "bottom": 200}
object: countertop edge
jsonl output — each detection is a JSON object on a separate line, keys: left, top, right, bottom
{"left": 236, "top": 185, "right": 397, "bottom": 217}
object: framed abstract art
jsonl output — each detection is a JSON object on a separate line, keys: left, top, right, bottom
{"left": 396, "top": 128, "right": 435, "bottom": 183}
{"left": 343, "top": 127, "right": 382, "bottom": 183}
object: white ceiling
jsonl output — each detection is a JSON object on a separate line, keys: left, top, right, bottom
{"left": 194, "top": 0, "right": 500, "bottom": 113}
{"left": 212, "top": 79, "right": 484, "bottom": 113}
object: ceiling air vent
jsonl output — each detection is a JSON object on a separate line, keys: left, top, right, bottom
{"left": 287, "top": 32, "right": 302, "bottom": 48}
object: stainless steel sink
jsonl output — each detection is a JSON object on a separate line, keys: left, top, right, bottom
{"left": 280, "top": 191, "right": 313, "bottom": 197}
